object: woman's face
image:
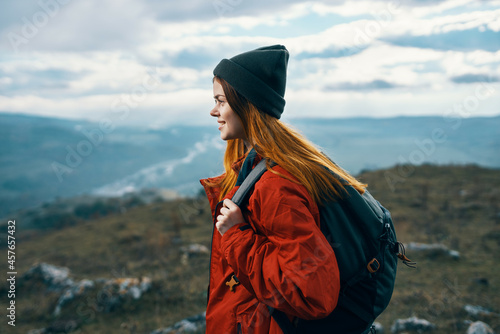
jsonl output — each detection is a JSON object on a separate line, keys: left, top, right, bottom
{"left": 211, "top": 79, "right": 247, "bottom": 142}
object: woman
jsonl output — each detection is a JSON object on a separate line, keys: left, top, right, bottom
{"left": 200, "top": 45, "right": 366, "bottom": 334}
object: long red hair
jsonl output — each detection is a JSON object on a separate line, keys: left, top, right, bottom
{"left": 209, "top": 76, "right": 366, "bottom": 203}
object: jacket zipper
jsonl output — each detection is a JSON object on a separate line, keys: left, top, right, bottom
{"left": 207, "top": 200, "right": 223, "bottom": 305}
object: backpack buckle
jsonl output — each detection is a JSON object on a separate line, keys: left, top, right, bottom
{"left": 367, "top": 258, "right": 380, "bottom": 273}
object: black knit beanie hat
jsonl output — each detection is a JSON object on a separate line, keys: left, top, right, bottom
{"left": 213, "top": 45, "right": 289, "bottom": 119}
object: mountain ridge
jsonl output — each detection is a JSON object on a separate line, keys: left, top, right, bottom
{"left": 1, "top": 112, "right": 499, "bottom": 218}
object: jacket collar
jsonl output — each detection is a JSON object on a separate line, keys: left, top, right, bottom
{"left": 201, "top": 148, "right": 263, "bottom": 210}
{"left": 235, "top": 148, "right": 259, "bottom": 186}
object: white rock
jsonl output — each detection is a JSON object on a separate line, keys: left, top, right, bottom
{"left": 103, "top": 277, "right": 152, "bottom": 299}
{"left": 464, "top": 305, "right": 493, "bottom": 317}
{"left": 27, "top": 329, "right": 46, "bottom": 334}
{"left": 54, "top": 279, "right": 94, "bottom": 316}
{"left": 373, "top": 322, "right": 384, "bottom": 333}
{"left": 391, "top": 316, "right": 436, "bottom": 333}
{"left": 180, "top": 243, "right": 209, "bottom": 255}
{"left": 24, "top": 263, "right": 74, "bottom": 290}
{"left": 180, "top": 243, "right": 210, "bottom": 265}
{"left": 406, "top": 242, "right": 460, "bottom": 259}
{"left": 151, "top": 312, "right": 206, "bottom": 334}
{"left": 466, "top": 321, "right": 494, "bottom": 334}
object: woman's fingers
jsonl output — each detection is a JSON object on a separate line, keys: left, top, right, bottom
{"left": 223, "top": 199, "right": 238, "bottom": 210}
{"left": 216, "top": 199, "right": 244, "bottom": 236}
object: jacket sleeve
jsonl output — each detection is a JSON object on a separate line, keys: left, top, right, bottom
{"left": 220, "top": 174, "right": 340, "bottom": 320}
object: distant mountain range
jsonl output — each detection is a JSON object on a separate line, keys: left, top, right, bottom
{"left": 1, "top": 112, "right": 499, "bottom": 218}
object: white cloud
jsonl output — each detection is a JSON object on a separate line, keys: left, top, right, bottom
{"left": 409, "top": 0, "right": 475, "bottom": 18}
{"left": 439, "top": 50, "right": 500, "bottom": 78}
{"left": 465, "top": 50, "right": 500, "bottom": 65}
{"left": 287, "top": 43, "right": 446, "bottom": 90}
{"left": 0, "top": 0, "right": 157, "bottom": 52}
{"left": 285, "top": 82, "right": 500, "bottom": 119}
{"left": 0, "top": 88, "right": 213, "bottom": 126}
{"left": 309, "top": 0, "right": 404, "bottom": 17}
{"left": 0, "top": 0, "right": 499, "bottom": 122}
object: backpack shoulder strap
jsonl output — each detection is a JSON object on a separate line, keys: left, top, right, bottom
{"left": 231, "top": 158, "right": 292, "bottom": 332}
{"left": 231, "top": 158, "right": 268, "bottom": 207}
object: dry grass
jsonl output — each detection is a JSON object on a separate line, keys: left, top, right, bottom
{"left": 361, "top": 164, "right": 500, "bottom": 333}
{"left": 3, "top": 164, "right": 500, "bottom": 333}
{"left": 6, "top": 197, "right": 212, "bottom": 333}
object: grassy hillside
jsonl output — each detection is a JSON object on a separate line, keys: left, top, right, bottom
{"left": 359, "top": 164, "right": 500, "bottom": 333}
{"left": 5, "top": 195, "right": 212, "bottom": 333}
{"left": 2, "top": 164, "right": 500, "bottom": 333}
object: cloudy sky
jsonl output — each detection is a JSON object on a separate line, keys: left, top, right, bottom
{"left": 0, "top": 0, "right": 499, "bottom": 127}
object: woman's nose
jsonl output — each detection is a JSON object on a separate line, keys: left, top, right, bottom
{"left": 210, "top": 106, "right": 219, "bottom": 117}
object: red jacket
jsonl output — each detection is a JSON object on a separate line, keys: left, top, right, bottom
{"left": 200, "top": 155, "right": 340, "bottom": 334}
